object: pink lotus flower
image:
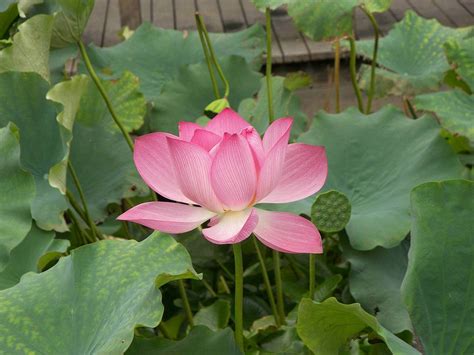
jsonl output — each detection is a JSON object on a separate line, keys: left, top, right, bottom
{"left": 118, "top": 109, "right": 327, "bottom": 253}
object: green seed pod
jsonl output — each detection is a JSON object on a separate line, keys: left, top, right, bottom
{"left": 311, "top": 190, "right": 351, "bottom": 233}
{"left": 204, "top": 98, "right": 230, "bottom": 118}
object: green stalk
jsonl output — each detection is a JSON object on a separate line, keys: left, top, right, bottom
{"left": 196, "top": 16, "right": 230, "bottom": 98}
{"left": 265, "top": 8, "right": 274, "bottom": 123}
{"left": 252, "top": 236, "right": 281, "bottom": 327}
{"left": 158, "top": 323, "right": 172, "bottom": 339}
{"left": 66, "top": 209, "right": 90, "bottom": 245}
{"left": 273, "top": 250, "right": 286, "bottom": 324}
{"left": 202, "top": 278, "right": 218, "bottom": 297}
{"left": 309, "top": 254, "right": 315, "bottom": 299}
{"left": 195, "top": 13, "right": 220, "bottom": 100}
{"left": 404, "top": 97, "right": 418, "bottom": 119}
{"left": 77, "top": 40, "right": 134, "bottom": 151}
{"left": 334, "top": 39, "right": 341, "bottom": 113}
{"left": 348, "top": 36, "right": 364, "bottom": 112}
{"left": 66, "top": 190, "right": 103, "bottom": 241}
{"left": 178, "top": 280, "right": 194, "bottom": 327}
{"left": 361, "top": 7, "right": 380, "bottom": 114}
{"left": 233, "top": 243, "right": 244, "bottom": 352}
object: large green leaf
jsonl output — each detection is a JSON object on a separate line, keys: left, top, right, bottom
{"left": 194, "top": 299, "right": 231, "bottom": 331}
{"left": 401, "top": 180, "right": 474, "bottom": 354}
{"left": 151, "top": 56, "right": 261, "bottom": 134}
{"left": 342, "top": 237, "right": 412, "bottom": 333}
{"left": 126, "top": 326, "right": 241, "bottom": 355}
{"left": 445, "top": 37, "right": 474, "bottom": 90}
{"left": 297, "top": 298, "right": 419, "bottom": 355}
{"left": 68, "top": 76, "right": 147, "bottom": 222}
{"left": 414, "top": 90, "right": 474, "bottom": 148}
{"left": 356, "top": 11, "right": 472, "bottom": 97}
{"left": 0, "top": 14, "right": 53, "bottom": 81}
{"left": 87, "top": 23, "right": 264, "bottom": 104}
{"left": 0, "top": 232, "right": 198, "bottom": 354}
{"left": 0, "top": 123, "right": 35, "bottom": 272}
{"left": 296, "top": 106, "right": 463, "bottom": 250}
{"left": 0, "top": 223, "right": 68, "bottom": 290}
{"left": 0, "top": 72, "right": 88, "bottom": 231}
{"left": 238, "top": 76, "right": 307, "bottom": 138}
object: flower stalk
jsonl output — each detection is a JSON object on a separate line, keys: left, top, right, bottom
{"left": 361, "top": 7, "right": 380, "bottom": 114}
{"left": 265, "top": 7, "right": 274, "bottom": 124}
{"left": 233, "top": 243, "right": 244, "bottom": 352}
{"left": 309, "top": 254, "right": 316, "bottom": 299}
{"left": 273, "top": 250, "right": 286, "bottom": 324}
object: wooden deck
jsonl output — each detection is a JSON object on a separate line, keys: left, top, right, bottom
{"left": 83, "top": 0, "right": 474, "bottom": 64}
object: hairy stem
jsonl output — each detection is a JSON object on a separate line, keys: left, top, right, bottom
{"left": 77, "top": 40, "right": 134, "bottom": 151}
{"left": 178, "top": 280, "right": 194, "bottom": 327}
{"left": 233, "top": 243, "right": 244, "bottom": 352}
{"left": 348, "top": 36, "right": 364, "bottom": 112}
{"left": 361, "top": 7, "right": 380, "bottom": 114}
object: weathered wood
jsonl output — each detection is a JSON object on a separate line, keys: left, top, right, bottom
{"left": 197, "top": 0, "right": 224, "bottom": 32}
{"left": 152, "top": 0, "right": 175, "bottom": 29}
{"left": 83, "top": 0, "right": 108, "bottom": 45}
{"left": 458, "top": 0, "right": 474, "bottom": 16}
{"left": 407, "top": 0, "right": 454, "bottom": 26}
{"left": 175, "top": 0, "right": 197, "bottom": 30}
{"left": 140, "top": 0, "right": 151, "bottom": 23}
{"left": 390, "top": 0, "right": 414, "bottom": 20}
{"left": 118, "top": 0, "right": 142, "bottom": 29}
{"left": 271, "top": 10, "right": 310, "bottom": 63}
{"left": 103, "top": 0, "right": 122, "bottom": 46}
{"left": 434, "top": 0, "right": 474, "bottom": 26}
{"left": 218, "top": 0, "right": 247, "bottom": 32}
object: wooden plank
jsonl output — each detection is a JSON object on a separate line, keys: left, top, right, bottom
{"left": 152, "top": 0, "right": 175, "bottom": 29}
{"left": 140, "top": 0, "right": 151, "bottom": 23}
{"left": 118, "top": 0, "right": 142, "bottom": 29}
{"left": 458, "top": 0, "right": 474, "bottom": 16}
{"left": 271, "top": 11, "right": 310, "bottom": 63}
{"left": 217, "top": 0, "right": 246, "bottom": 32}
{"left": 103, "top": 0, "right": 122, "bottom": 46}
{"left": 239, "top": 0, "right": 284, "bottom": 63}
{"left": 407, "top": 0, "right": 454, "bottom": 26}
{"left": 354, "top": 7, "right": 373, "bottom": 38}
{"left": 390, "top": 0, "right": 414, "bottom": 20}
{"left": 174, "top": 0, "right": 197, "bottom": 30}
{"left": 83, "top": 0, "right": 108, "bottom": 45}
{"left": 197, "top": 0, "right": 224, "bottom": 32}
{"left": 434, "top": 0, "right": 474, "bottom": 26}
{"left": 304, "top": 39, "right": 345, "bottom": 61}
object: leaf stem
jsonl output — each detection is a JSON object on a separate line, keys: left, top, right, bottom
{"left": 66, "top": 190, "right": 103, "bottom": 240}
{"left": 233, "top": 243, "right": 244, "bottom": 352}
{"left": 309, "top": 254, "right": 315, "bottom": 299}
{"left": 273, "top": 250, "right": 286, "bottom": 324}
{"left": 404, "top": 97, "right": 417, "bottom": 119}
{"left": 334, "top": 39, "right": 341, "bottom": 113}
{"left": 265, "top": 8, "right": 274, "bottom": 123}
{"left": 201, "top": 278, "right": 218, "bottom": 297}
{"left": 195, "top": 13, "right": 220, "bottom": 100}
{"left": 66, "top": 209, "right": 90, "bottom": 245}
{"left": 361, "top": 7, "right": 380, "bottom": 114}
{"left": 178, "top": 280, "right": 194, "bottom": 327}
{"left": 348, "top": 36, "right": 364, "bottom": 112}
{"left": 195, "top": 15, "right": 230, "bottom": 98}
{"left": 77, "top": 40, "right": 134, "bottom": 151}
{"left": 252, "top": 236, "right": 281, "bottom": 327}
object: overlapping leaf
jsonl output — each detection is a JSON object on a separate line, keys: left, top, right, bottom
{"left": 356, "top": 11, "right": 472, "bottom": 97}
{"left": 297, "top": 298, "right": 419, "bottom": 354}
{"left": 402, "top": 180, "right": 474, "bottom": 354}
{"left": 194, "top": 299, "right": 231, "bottom": 331}
{"left": 0, "top": 232, "right": 198, "bottom": 354}
{"left": 293, "top": 106, "right": 463, "bottom": 250}
{"left": 0, "top": 123, "right": 35, "bottom": 272}
{"left": 446, "top": 37, "right": 474, "bottom": 89}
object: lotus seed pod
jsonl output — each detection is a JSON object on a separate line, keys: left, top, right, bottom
{"left": 311, "top": 190, "right": 351, "bottom": 233}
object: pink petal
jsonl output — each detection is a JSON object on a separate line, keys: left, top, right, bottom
{"left": 202, "top": 208, "right": 258, "bottom": 244}
{"left": 167, "top": 137, "right": 223, "bottom": 212}
{"left": 117, "top": 202, "right": 216, "bottom": 233}
{"left": 255, "top": 120, "right": 291, "bottom": 201}
{"left": 179, "top": 122, "right": 202, "bottom": 141}
{"left": 211, "top": 133, "right": 257, "bottom": 210}
{"left": 241, "top": 126, "right": 265, "bottom": 172}
{"left": 260, "top": 144, "right": 328, "bottom": 203}
{"left": 253, "top": 209, "right": 323, "bottom": 254}
{"left": 134, "top": 133, "right": 194, "bottom": 204}
{"left": 191, "top": 129, "right": 222, "bottom": 151}
{"left": 262, "top": 117, "right": 293, "bottom": 152}
{"left": 205, "top": 108, "right": 252, "bottom": 135}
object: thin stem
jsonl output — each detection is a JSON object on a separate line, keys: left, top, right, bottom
{"left": 66, "top": 209, "right": 90, "bottom": 245}
{"left": 252, "top": 236, "right": 281, "bottom": 327}
{"left": 77, "top": 40, "right": 134, "bottom": 151}
{"left": 68, "top": 161, "right": 100, "bottom": 241}
{"left": 309, "top": 254, "right": 316, "bottom": 299}
{"left": 232, "top": 243, "right": 244, "bottom": 352}
{"left": 265, "top": 8, "right": 274, "bottom": 123}
{"left": 404, "top": 97, "right": 418, "bottom": 119}
{"left": 348, "top": 36, "right": 364, "bottom": 112}
{"left": 178, "top": 280, "right": 194, "bottom": 327}
{"left": 334, "top": 39, "right": 341, "bottom": 113}
{"left": 273, "top": 250, "right": 286, "bottom": 324}
{"left": 361, "top": 7, "right": 380, "bottom": 114}
{"left": 217, "top": 259, "right": 235, "bottom": 281}
{"left": 196, "top": 16, "right": 230, "bottom": 98}
{"left": 66, "top": 190, "right": 103, "bottom": 241}
{"left": 158, "top": 323, "right": 172, "bottom": 339}
{"left": 195, "top": 13, "right": 220, "bottom": 100}
{"left": 219, "top": 275, "right": 231, "bottom": 294}
{"left": 202, "top": 278, "right": 218, "bottom": 297}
